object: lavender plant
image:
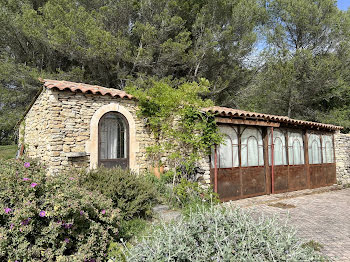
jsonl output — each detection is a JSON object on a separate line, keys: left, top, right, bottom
{"left": 124, "top": 206, "right": 326, "bottom": 261}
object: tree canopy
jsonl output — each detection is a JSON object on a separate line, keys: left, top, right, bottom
{"left": 1, "top": 0, "right": 349, "bottom": 144}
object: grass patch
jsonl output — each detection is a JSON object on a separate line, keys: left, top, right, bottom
{"left": 302, "top": 240, "right": 323, "bottom": 252}
{"left": 268, "top": 202, "right": 296, "bottom": 209}
{"left": 0, "top": 145, "right": 17, "bottom": 160}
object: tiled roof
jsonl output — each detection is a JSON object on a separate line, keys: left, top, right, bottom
{"left": 42, "top": 79, "right": 133, "bottom": 100}
{"left": 203, "top": 106, "right": 343, "bottom": 131}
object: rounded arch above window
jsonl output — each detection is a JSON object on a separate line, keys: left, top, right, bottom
{"left": 88, "top": 103, "right": 138, "bottom": 171}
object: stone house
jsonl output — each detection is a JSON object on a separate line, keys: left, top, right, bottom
{"left": 20, "top": 79, "right": 350, "bottom": 201}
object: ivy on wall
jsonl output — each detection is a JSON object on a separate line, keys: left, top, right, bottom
{"left": 126, "top": 78, "right": 222, "bottom": 177}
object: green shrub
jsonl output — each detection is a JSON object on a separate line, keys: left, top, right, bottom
{"left": 125, "top": 206, "right": 326, "bottom": 261}
{"left": 143, "top": 171, "right": 173, "bottom": 200}
{"left": 171, "top": 178, "right": 219, "bottom": 215}
{"left": 0, "top": 158, "right": 120, "bottom": 262}
{"left": 118, "top": 218, "right": 150, "bottom": 242}
{"left": 79, "top": 167, "right": 158, "bottom": 220}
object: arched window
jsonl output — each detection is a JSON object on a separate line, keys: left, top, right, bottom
{"left": 99, "top": 112, "right": 128, "bottom": 168}
{"left": 268, "top": 129, "right": 287, "bottom": 165}
{"left": 241, "top": 127, "right": 264, "bottom": 167}
{"left": 322, "top": 135, "right": 334, "bottom": 163}
{"left": 211, "top": 126, "right": 239, "bottom": 168}
{"left": 308, "top": 134, "right": 321, "bottom": 164}
{"left": 288, "top": 131, "right": 305, "bottom": 165}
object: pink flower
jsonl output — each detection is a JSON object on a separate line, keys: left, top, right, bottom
{"left": 30, "top": 183, "right": 38, "bottom": 188}
{"left": 4, "top": 208, "right": 12, "bottom": 214}
{"left": 69, "top": 177, "right": 75, "bottom": 180}
{"left": 22, "top": 178, "right": 30, "bottom": 181}
{"left": 39, "top": 211, "right": 46, "bottom": 217}
{"left": 24, "top": 162, "right": 30, "bottom": 168}
{"left": 10, "top": 223, "right": 14, "bottom": 229}
{"left": 101, "top": 209, "right": 106, "bottom": 215}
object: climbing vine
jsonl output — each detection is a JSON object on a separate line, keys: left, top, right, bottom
{"left": 126, "top": 78, "right": 222, "bottom": 177}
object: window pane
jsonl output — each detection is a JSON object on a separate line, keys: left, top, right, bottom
{"left": 322, "top": 135, "right": 334, "bottom": 163}
{"left": 211, "top": 126, "right": 239, "bottom": 168}
{"left": 288, "top": 132, "right": 304, "bottom": 165}
{"left": 99, "top": 113, "right": 126, "bottom": 160}
{"left": 268, "top": 129, "right": 287, "bottom": 165}
{"left": 308, "top": 134, "right": 321, "bottom": 164}
{"left": 241, "top": 127, "right": 264, "bottom": 167}
{"left": 218, "top": 135, "right": 233, "bottom": 168}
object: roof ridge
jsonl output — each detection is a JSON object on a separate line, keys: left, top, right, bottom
{"left": 42, "top": 79, "right": 133, "bottom": 100}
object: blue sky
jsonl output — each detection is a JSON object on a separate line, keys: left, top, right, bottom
{"left": 337, "top": 0, "right": 350, "bottom": 10}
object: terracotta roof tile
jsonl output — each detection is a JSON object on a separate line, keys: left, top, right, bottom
{"left": 42, "top": 79, "right": 133, "bottom": 100}
{"left": 203, "top": 106, "right": 342, "bottom": 131}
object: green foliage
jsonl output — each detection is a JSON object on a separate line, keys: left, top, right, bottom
{"left": 238, "top": 0, "right": 350, "bottom": 131}
{"left": 0, "top": 145, "right": 17, "bottom": 159}
{"left": 0, "top": 158, "right": 120, "bottom": 261}
{"left": 79, "top": 167, "right": 159, "bottom": 220}
{"left": 172, "top": 178, "right": 219, "bottom": 216}
{"left": 126, "top": 78, "right": 222, "bottom": 175}
{"left": 125, "top": 206, "right": 327, "bottom": 261}
{"left": 0, "top": 0, "right": 266, "bottom": 144}
{"left": 302, "top": 240, "right": 324, "bottom": 252}
{"left": 118, "top": 218, "right": 150, "bottom": 242}
{"left": 0, "top": 56, "right": 40, "bottom": 145}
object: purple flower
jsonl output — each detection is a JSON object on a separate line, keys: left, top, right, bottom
{"left": 39, "top": 211, "right": 46, "bottom": 217}
{"left": 22, "top": 177, "right": 30, "bottom": 181}
{"left": 64, "top": 223, "right": 73, "bottom": 229}
{"left": 30, "top": 183, "right": 38, "bottom": 188}
{"left": 24, "top": 162, "right": 30, "bottom": 168}
{"left": 80, "top": 210, "right": 84, "bottom": 216}
{"left": 64, "top": 238, "right": 70, "bottom": 243}
{"left": 10, "top": 223, "right": 14, "bottom": 229}
{"left": 4, "top": 208, "right": 12, "bottom": 214}
{"left": 22, "top": 218, "right": 30, "bottom": 225}
{"left": 69, "top": 177, "right": 75, "bottom": 180}
{"left": 101, "top": 209, "right": 106, "bottom": 215}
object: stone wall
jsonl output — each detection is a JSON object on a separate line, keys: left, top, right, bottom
{"left": 22, "top": 88, "right": 154, "bottom": 175}
{"left": 20, "top": 89, "right": 52, "bottom": 163}
{"left": 335, "top": 132, "right": 350, "bottom": 185}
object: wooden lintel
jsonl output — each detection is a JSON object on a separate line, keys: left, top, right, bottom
{"left": 215, "top": 117, "right": 280, "bottom": 127}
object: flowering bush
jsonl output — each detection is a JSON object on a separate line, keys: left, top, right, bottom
{"left": 0, "top": 158, "right": 120, "bottom": 261}
{"left": 125, "top": 206, "right": 326, "bottom": 261}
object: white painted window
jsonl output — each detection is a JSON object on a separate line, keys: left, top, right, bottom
{"left": 211, "top": 125, "right": 239, "bottom": 168}
{"left": 288, "top": 131, "right": 305, "bottom": 165}
{"left": 268, "top": 129, "right": 287, "bottom": 165}
{"left": 241, "top": 127, "right": 264, "bottom": 167}
{"left": 322, "top": 135, "right": 334, "bottom": 163}
{"left": 308, "top": 134, "right": 322, "bottom": 164}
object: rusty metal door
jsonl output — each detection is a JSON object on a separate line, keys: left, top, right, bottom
{"left": 212, "top": 125, "right": 266, "bottom": 201}
{"left": 98, "top": 112, "right": 129, "bottom": 168}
